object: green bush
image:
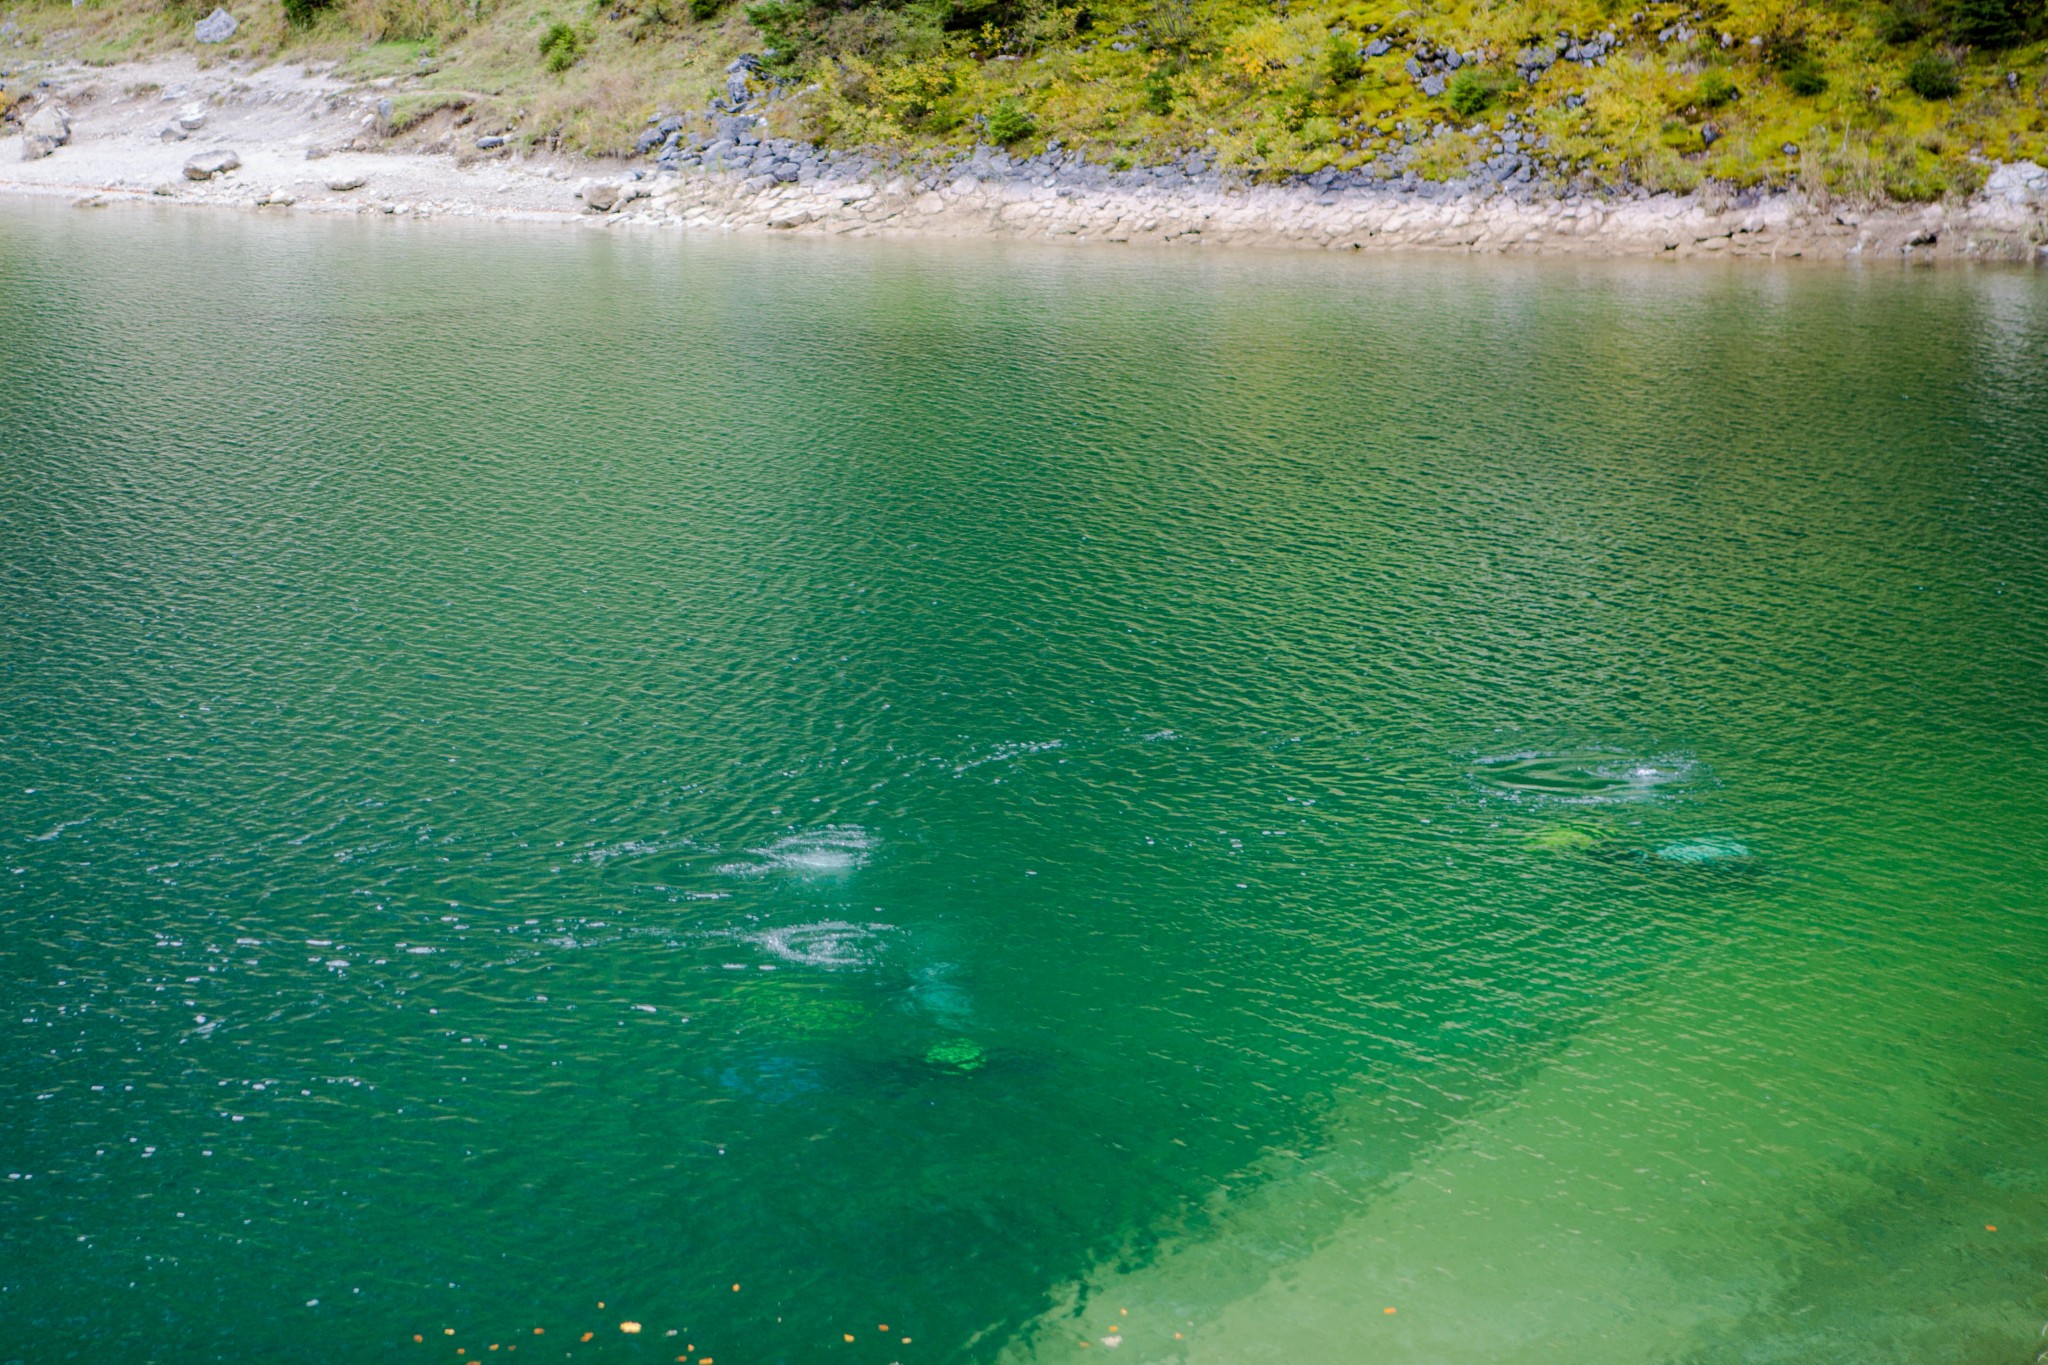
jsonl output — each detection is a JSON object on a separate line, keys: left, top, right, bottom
{"left": 1692, "top": 67, "right": 1738, "bottom": 107}
{"left": 538, "top": 20, "right": 585, "bottom": 71}
{"left": 1144, "top": 67, "right": 1175, "bottom": 113}
{"left": 985, "top": 97, "right": 1035, "bottom": 143}
{"left": 1904, "top": 50, "right": 1961, "bottom": 97}
{"left": 281, "top": 0, "right": 333, "bottom": 24}
{"left": 1446, "top": 66, "right": 1494, "bottom": 116}
{"left": 1782, "top": 58, "right": 1828, "bottom": 94}
{"left": 1325, "top": 34, "right": 1361, "bottom": 84}
{"left": 743, "top": 0, "right": 802, "bottom": 60}
{"left": 688, "top": 0, "right": 722, "bottom": 18}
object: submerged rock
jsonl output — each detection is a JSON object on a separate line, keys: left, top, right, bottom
{"left": 925, "top": 1038, "right": 986, "bottom": 1073}
{"left": 1527, "top": 827, "right": 1600, "bottom": 852}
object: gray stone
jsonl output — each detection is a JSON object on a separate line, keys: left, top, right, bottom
{"left": 326, "top": 173, "right": 367, "bottom": 191}
{"left": 475, "top": 134, "right": 506, "bottom": 149}
{"left": 193, "top": 7, "right": 238, "bottom": 43}
{"left": 182, "top": 148, "right": 241, "bottom": 180}
{"left": 1419, "top": 74, "right": 1447, "bottom": 97}
{"left": 177, "top": 108, "right": 207, "bottom": 132}
{"left": 19, "top": 102, "right": 69, "bottom": 160}
{"left": 160, "top": 124, "right": 190, "bottom": 142}
{"left": 1364, "top": 37, "right": 1391, "bottom": 56}
{"left": 581, "top": 181, "right": 622, "bottom": 211}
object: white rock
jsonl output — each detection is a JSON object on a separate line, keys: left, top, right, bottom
{"left": 183, "top": 149, "right": 242, "bottom": 180}
{"left": 1983, "top": 161, "right": 2048, "bottom": 207}
{"left": 193, "top": 8, "right": 238, "bottom": 43}
{"left": 326, "top": 174, "right": 367, "bottom": 192}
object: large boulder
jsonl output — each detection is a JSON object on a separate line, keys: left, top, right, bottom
{"left": 183, "top": 148, "right": 242, "bottom": 180}
{"left": 193, "top": 8, "right": 238, "bottom": 43}
{"left": 1983, "top": 161, "right": 2047, "bottom": 207}
{"left": 581, "top": 180, "right": 622, "bottom": 211}
{"left": 19, "top": 102, "right": 70, "bottom": 161}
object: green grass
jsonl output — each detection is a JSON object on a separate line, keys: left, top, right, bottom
{"left": 10, "top": 0, "right": 2047, "bottom": 196}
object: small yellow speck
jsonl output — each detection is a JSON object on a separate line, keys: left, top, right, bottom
{"left": 844, "top": 1335, "right": 856, "bottom": 1343}
{"left": 1384, "top": 1307, "right": 1397, "bottom": 1315}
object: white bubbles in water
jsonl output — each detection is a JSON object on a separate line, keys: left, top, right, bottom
{"left": 721, "top": 825, "right": 877, "bottom": 877}
{"left": 750, "top": 920, "right": 894, "bottom": 969}
{"left": 1470, "top": 749, "right": 1705, "bottom": 804}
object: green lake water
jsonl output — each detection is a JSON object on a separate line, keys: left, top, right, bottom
{"left": 3, "top": 202, "right": 2047, "bottom": 1365}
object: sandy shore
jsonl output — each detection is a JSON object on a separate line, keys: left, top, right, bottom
{"left": 6, "top": 53, "right": 2048, "bottom": 262}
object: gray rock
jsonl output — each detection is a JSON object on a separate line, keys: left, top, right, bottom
{"left": 19, "top": 102, "right": 69, "bottom": 160}
{"left": 326, "top": 173, "right": 367, "bottom": 191}
{"left": 177, "top": 108, "right": 207, "bottom": 132}
{"left": 1419, "top": 74, "right": 1447, "bottom": 97}
{"left": 475, "top": 134, "right": 506, "bottom": 149}
{"left": 193, "top": 7, "right": 238, "bottom": 43}
{"left": 581, "top": 181, "right": 622, "bottom": 211}
{"left": 182, "top": 148, "right": 241, "bottom": 180}
{"left": 160, "top": 124, "right": 190, "bottom": 142}
{"left": 1364, "top": 37, "right": 1391, "bottom": 57}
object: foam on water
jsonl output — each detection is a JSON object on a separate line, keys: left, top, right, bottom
{"left": 1470, "top": 749, "right": 1705, "bottom": 804}
{"left": 719, "top": 824, "right": 877, "bottom": 877}
{"left": 748, "top": 920, "right": 895, "bottom": 969}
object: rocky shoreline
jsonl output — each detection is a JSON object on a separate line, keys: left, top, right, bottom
{"left": 6, "top": 54, "right": 2047, "bottom": 262}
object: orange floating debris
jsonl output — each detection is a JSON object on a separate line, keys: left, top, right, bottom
{"left": 731, "top": 1284, "right": 741, "bottom": 1292}
{"left": 534, "top": 1329, "right": 544, "bottom": 1336}
{"left": 621, "top": 1323, "right": 643, "bottom": 1335}
{"left": 414, "top": 1336, "right": 424, "bottom": 1344}
{"left": 1987, "top": 1225, "right": 1997, "bottom": 1232}
{"left": 1384, "top": 1307, "right": 1397, "bottom": 1315}
{"left": 580, "top": 1332, "right": 595, "bottom": 1343}
{"left": 843, "top": 1334, "right": 856, "bottom": 1342}
{"left": 878, "top": 1325, "right": 888, "bottom": 1332}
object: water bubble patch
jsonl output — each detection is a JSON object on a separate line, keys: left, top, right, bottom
{"left": 1470, "top": 750, "right": 1705, "bottom": 804}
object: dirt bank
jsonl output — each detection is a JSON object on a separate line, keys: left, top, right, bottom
{"left": 6, "top": 54, "right": 2047, "bottom": 262}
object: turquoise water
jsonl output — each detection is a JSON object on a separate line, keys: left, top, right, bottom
{"left": 3, "top": 203, "right": 2047, "bottom": 1365}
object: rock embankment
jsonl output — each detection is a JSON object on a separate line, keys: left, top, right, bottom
{"left": 3, "top": 54, "right": 2045, "bottom": 264}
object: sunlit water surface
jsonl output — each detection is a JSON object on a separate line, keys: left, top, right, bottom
{"left": 3, "top": 203, "right": 2047, "bottom": 1365}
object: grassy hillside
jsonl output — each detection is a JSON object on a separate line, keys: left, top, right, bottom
{"left": 9, "top": 0, "right": 2047, "bottom": 196}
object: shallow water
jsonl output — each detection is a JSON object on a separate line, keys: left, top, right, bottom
{"left": 3, "top": 203, "right": 2047, "bottom": 1365}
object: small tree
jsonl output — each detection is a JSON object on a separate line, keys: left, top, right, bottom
{"left": 1446, "top": 67, "right": 1494, "bottom": 116}
{"left": 1324, "top": 34, "right": 1361, "bottom": 84}
{"left": 985, "top": 97, "right": 1035, "bottom": 143}
{"left": 1904, "top": 49, "right": 1962, "bottom": 97}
